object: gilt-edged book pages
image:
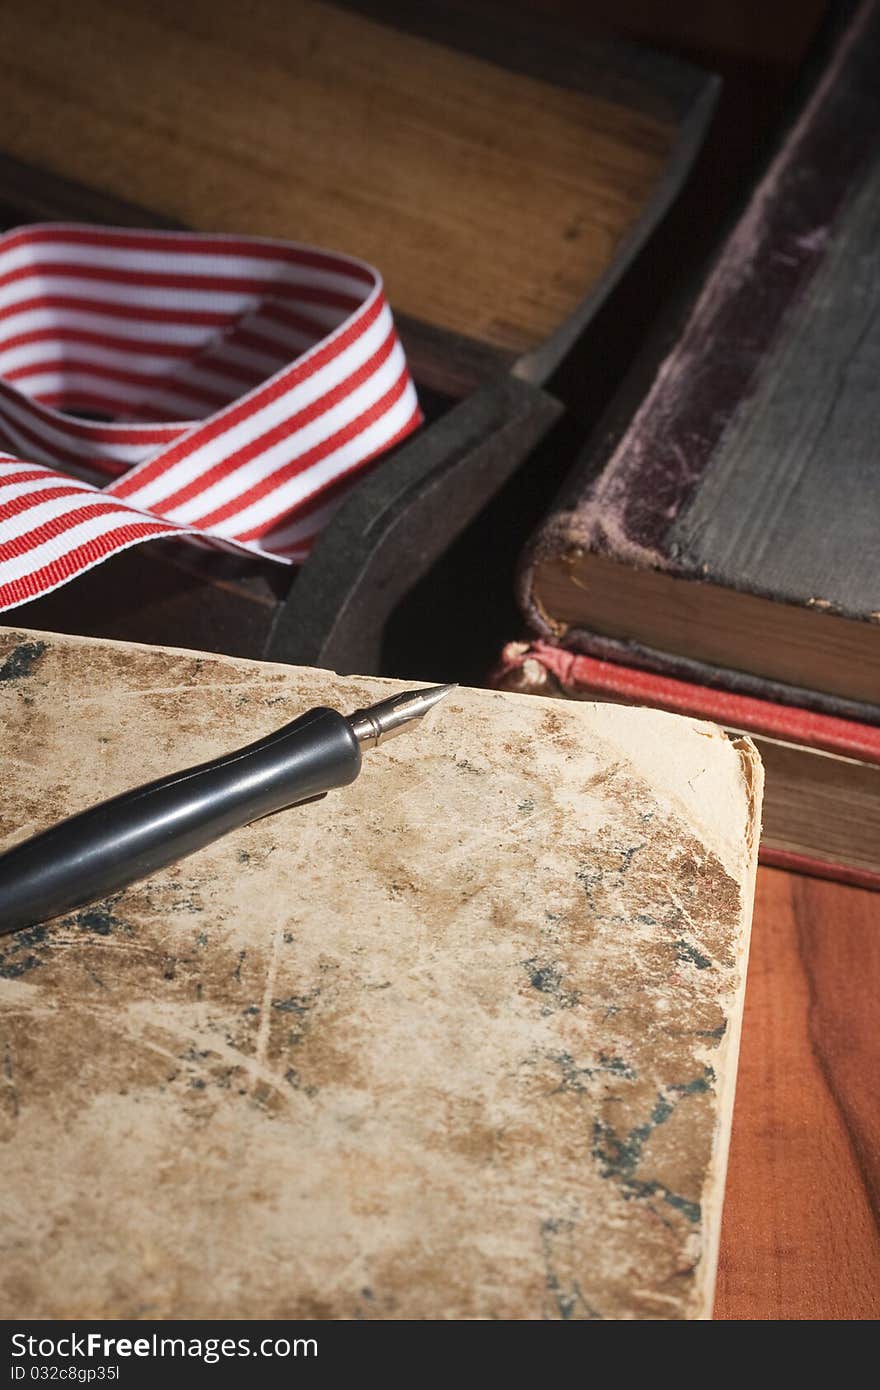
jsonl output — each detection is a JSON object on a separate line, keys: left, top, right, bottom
{"left": 0, "top": 627, "right": 762, "bottom": 1321}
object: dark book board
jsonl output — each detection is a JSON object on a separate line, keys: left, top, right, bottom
{"left": 0, "top": 1, "right": 717, "bottom": 676}
{"left": 521, "top": 0, "right": 880, "bottom": 717}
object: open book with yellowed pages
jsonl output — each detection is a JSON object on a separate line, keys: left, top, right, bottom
{"left": 0, "top": 626, "right": 761, "bottom": 1320}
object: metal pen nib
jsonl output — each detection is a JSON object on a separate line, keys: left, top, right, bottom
{"left": 348, "top": 683, "right": 456, "bottom": 749}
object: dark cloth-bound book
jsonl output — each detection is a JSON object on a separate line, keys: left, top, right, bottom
{"left": 519, "top": 0, "right": 880, "bottom": 722}
{"left": 494, "top": 639, "right": 880, "bottom": 891}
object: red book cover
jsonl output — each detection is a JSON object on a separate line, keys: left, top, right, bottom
{"left": 494, "top": 639, "right": 880, "bottom": 891}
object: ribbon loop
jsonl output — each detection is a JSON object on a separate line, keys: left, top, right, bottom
{"left": 0, "top": 224, "right": 421, "bottom": 609}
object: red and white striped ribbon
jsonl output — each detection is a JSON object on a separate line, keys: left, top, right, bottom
{"left": 0, "top": 224, "right": 422, "bottom": 610}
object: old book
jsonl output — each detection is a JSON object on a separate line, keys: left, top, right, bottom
{"left": 0, "top": 626, "right": 762, "bottom": 1320}
{"left": 520, "top": 0, "right": 880, "bottom": 719}
{"left": 496, "top": 640, "right": 880, "bottom": 891}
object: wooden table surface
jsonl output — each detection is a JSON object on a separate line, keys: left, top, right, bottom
{"left": 714, "top": 866, "right": 880, "bottom": 1319}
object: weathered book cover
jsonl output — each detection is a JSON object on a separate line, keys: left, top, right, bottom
{"left": 520, "top": 0, "right": 880, "bottom": 715}
{"left": 0, "top": 627, "right": 762, "bottom": 1320}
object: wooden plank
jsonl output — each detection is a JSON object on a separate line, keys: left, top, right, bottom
{"left": 0, "top": 5, "right": 717, "bottom": 675}
{"left": 0, "top": 0, "right": 680, "bottom": 357}
{"left": 715, "top": 867, "right": 880, "bottom": 1320}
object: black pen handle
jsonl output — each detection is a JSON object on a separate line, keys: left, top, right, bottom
{"left": 0, "top": 707, "right": 361, "bottom": 936}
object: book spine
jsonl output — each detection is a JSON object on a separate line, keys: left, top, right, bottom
{"left": 758, "top": 846, "right": 880, "bottom": 893}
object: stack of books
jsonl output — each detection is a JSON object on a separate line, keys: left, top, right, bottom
{"left": 506, "top": 0, "right": 880, "bottom": 888}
